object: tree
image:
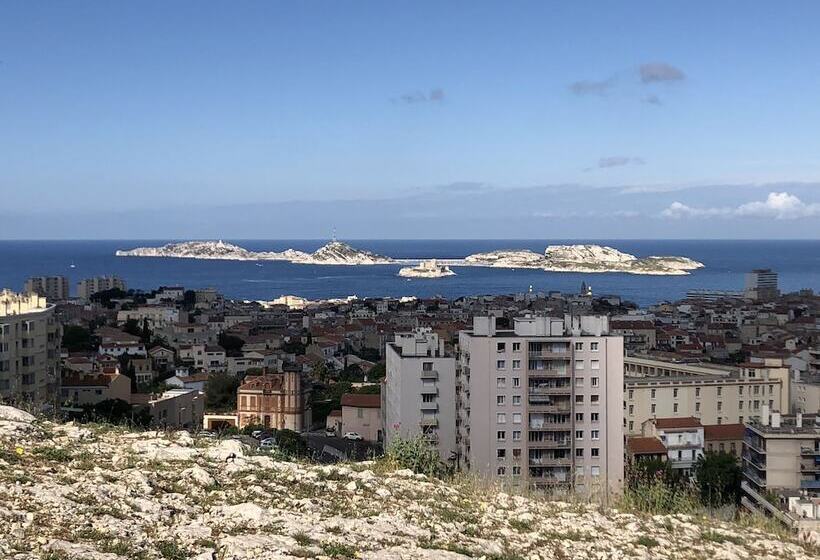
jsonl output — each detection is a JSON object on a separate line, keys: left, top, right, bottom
{"left": 355, "top": 384, "right": 381, "bottom": 395}
{"left": 218, "top": 333, "right": 245, "bottom": 357}
{"left": 205, "top": 373, "right": 241, "bottom": 412}
{"left": 123, "top": 319, "right": 142, "bottom": 337}
{"left": 367, "top": 362, "right": 386, "bottom": 380}
{"left": 274, "top": 429, "right": 308, "bottom": 458}
{"left": 282, "top": 340, "right": 306, "bottom": 355}
{"left": 90, "top": 288, "right": 129, "bottom": 309}
{"left": 695, "top": 452, "right": 742, "bottom": 506}
{"left": 62, "top": 325, "right": 95, "bottom": 353}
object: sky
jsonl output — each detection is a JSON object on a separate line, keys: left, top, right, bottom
{"left": 2, "top": 1, "right": 820, "bottom": 239}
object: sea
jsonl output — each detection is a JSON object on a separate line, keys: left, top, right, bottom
{"left": 1, "top": 240, "right": 818, "bottom": 308}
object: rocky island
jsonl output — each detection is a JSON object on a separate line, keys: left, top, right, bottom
{"left": 398, "top": 259, "right": 456, "bottom": 278}
{"left": 116, "top": 240, "right": 394, "bottom": 266}
{"left": 1, "top": 405, "right": 814, "bottom": 560}
{"left": 465, "top": 244, "right": 704, "bottom": 275}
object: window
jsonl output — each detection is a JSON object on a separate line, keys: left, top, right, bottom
{"left": 496, "top": 377, "right": 506, "bottom": 388}
{"left": 512, "top": 342, "right": 521, "bottom": 352}
{"left": 591, "top": 448, "right": 599, "bottom": 457}
{"left": 512, "top": 395, "right": 521, "bottom": 406}
{"left": 497, "top": 395, "right": 506, "bottom": 406}
{"left": 497, "top": 413, "right": 506, "bottom": 424}
{"left": 753, "top": 400, "right": 759, "bottom": 409}
{"left": 651, "top": 389, "right": 656, "bottom": 399}
{"left": 695, "top": 387, "right": 701, "bottom": 397}
{"left": 422, "top": 394, "right": 436, "bottom": 403}
{"left": 512, "top": 448, "right": 521, "bottom": 458}
{"left": 512, "top": 360, "right": 521, "bottom": 370}
{"left": 497, "top": 466, "right": 506, "bottom": 476}
{"left": 738, "top": 401, "right": 743, "bottom": 410}
{"left": 497, "top": 430, "right": 506, "bottom": 441}
{"left": 512, "top": 413, "right": 522, "bottom": 424}
{"left": 590, "top": 360, "right": 600, "bottom": 370}
{"left": 590, "top": 395, "right": 600, "bottom": 404}
{"left": 497, "top": 360, "right": 506, "bottom": 370}
{"left": 590, "top": 413, "right": 599, "bottom": 422}
{"left": 628, "top": 405, "right": 634, "bottom": 415}
{"left": 575, "top": 395, "right": 584, "bottom": 404}
{"left": 357, "top": 408, "right": 364, "bottom": 419}
{"left": 575, "top": 360, "right": 584, "bottom": 370}
{"left": 673, "top": 388, "right": 678, "bottom": 398}
{"left": 575, "top": 342, "right": 583, "bottom": 351}
{"left": 717, "top": 401, "right": 723, "bottom": 411}
{"left": 512, "top": 466, "right": 521, "bottom": 475}
{"left": 576, "top": 448, "right": 584, "bottom": 458}
{"left": 497, "top": 342, "right": 506, "bottom": 353}
{"left": 423, "top": 362, "right": 434, "bottom": 371}
{"left": 651, "top": 404, "right": 656, "bottom": 414}
{"left": 590, "top": 342, "right": 599, "bottom": 351}
{"left": 739, "top": 386, "right": 744, "bottom": 395}
{"left": 575, "top": 378, "right": 584, "bottom": 388}
{"left": 512, "top": 377, "right": 520, "bottom": 388}
{"left": 673, "top": 403, "right": 678, "bottom": 413}
{"left": 591, "top": 377, "right": 599, "bottom": 388}
{"left": 695, "top": 402, "right": 701, "bottom": 412}
{"left": 628, "top": 421, "right": 634, "bottom": 431}
{"left": 497, "top": 449, "right": 506, "bottom": 459}
{"left": 591, "top": 430, "right": 599, "bottom": 440}
{"left": 717, "top": 387, "right": 722, "bottom": 396}
{"left": 512, "top": 430, "right": 521, "bottom": 441}
{"left": 590, "top": 466, "right": 600, "bottom": 477}
{"left": 628, "top": 389, "right": 633, "bottom": 399}
{"left": 576, "top": 430, "right": 584, "bottom": 440}
{"left": 575, "top": 412, "right": 584, "bottom": 422}
{"left": 754, "top": 386, "right": 759, "bottom": 395}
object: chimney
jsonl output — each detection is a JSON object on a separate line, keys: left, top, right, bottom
{"left": 761, "top": 404, "right": 770, "bottom": 426}
{"left": 771, "top": 412, "right": 781, "bottom": 428}
{"left": 796, "top": 412, "right": 803, "bottom": 428}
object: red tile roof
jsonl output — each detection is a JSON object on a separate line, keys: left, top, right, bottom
{"left": 653, "top": 416, "right": 702, "bottom": 429}
{"left": 703, "top": 423, "right": 746, "bottom": 441}
{"left": 627, "top": 436, "right": 667, "bottom": 455}
{"left": 340, "top": 393, "right": 381, "bottom": 409}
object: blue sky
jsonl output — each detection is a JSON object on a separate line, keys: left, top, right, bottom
{"left": 2, "top": 1, "right": 820, "bottom": 238}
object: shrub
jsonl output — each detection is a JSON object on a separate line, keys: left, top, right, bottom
{"left": 383, "top": 435, "right": 447, "bottom": 478}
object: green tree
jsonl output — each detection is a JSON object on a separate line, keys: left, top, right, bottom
{"left": 205, "top": 373, "right": 241, "bottom": 412}
{"left": 274, "top": 429, "right": 309, "bottom": 458}
{"left": 123, "top": 319, "right": 142, "bottom": 337}
{"left": 282, "top": 339, "right": 306, "bottom": 355}
{"left": 695, "top": 451, "right": 742, "bottom": 506}
{"left": 218, "top": 333, "right": 245, "bottom": 357}
{"left": 367, "top": 361, "right": 386, "bottom": 380}
{"left": 62, "top": 325, "right": 95, "bottom": 352}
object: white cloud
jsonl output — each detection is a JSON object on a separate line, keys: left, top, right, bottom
{"left": 662, "top": 192, "right": 820, "bottom": 220}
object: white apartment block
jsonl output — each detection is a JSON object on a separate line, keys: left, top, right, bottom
{"left": 384, "top": 328, "right": 457, "bottom": 463}
{"left": 0, "top": 290, "right": 61, "bottom": 403}
{"left": 624, "top": 356, "right": 790, "bottom": 434}
{"left": 24, "top": 276, "right": 69, "bottom": 302}
{"left": 77, "top": 276, "right": 126, "bottom": 300}
{"left": 457, "top": 315, "right": 624, "bottom": 495}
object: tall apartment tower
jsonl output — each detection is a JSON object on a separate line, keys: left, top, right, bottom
{"left": 744, "top": 269, "right": 779, "bottom": 301}
{"left": 384, "top": 328, "right": 457, "bottom": 462}
{"left": 458, "top": 315, "right": 624, "bottom": 495}
{"left": 24, "top": 276, "right": 70, "bottom": 302}
{"left": 0, "top": 290, "right": 61, "bottom": 403}
{"left": 77, "top": 276, "right": 126, "bottom": 300}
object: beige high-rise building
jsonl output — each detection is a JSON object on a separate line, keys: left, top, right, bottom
{"left": 384, "top": 328, "right": 457, "bottom": 462}
{"left": 0, "top": 290, "right": 61, "bottom": 403}
{"left": 77, "top": 276, "right": 126, "bottom": 300}
{"left": 24, "top": 276, "right": 69, "bottom": 302}
{"left": 624, "top": 356, "right": 790, "bottom": 434}
{"left": 457, "top": 315, "right": 624, "bottom": 495}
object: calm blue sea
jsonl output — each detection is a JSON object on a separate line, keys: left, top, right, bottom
{"left": 1, "top": 240, "right": 818, "bottom": 307}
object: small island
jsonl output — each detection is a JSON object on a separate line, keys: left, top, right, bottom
{"left": 398, "top": 259, "right": 456, "bottom": 278}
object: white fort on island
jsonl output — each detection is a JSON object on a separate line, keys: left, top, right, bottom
{"left": 116, "top": 241, "right": 703, "bottom": 275}
{"left": 398, "top": 259, "right": 456, "bottom": 278}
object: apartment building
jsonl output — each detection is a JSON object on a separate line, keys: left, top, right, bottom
{"left": 744, "top": 268, "right": 779, "bottom": 301}
{"left": 384, "top": 328, "right": 457, "bottom": 462}
{"left": 0, "top": 290, "right": 61, "bottom": 403}
{"left": 24, "top": 276, "right": 69, "bottom": 302}
{"left": 624, "top": 356, "right": 789, "bottom": 434}
{"left": 641, "top": 417, "right": 704, "bottom": 477}
{"left": 457, "top": 315, "right": 624, "bottom": 494}
{"left": 743, "top": 408, "right": 820, "bottom": 501}
{"left": 77, "top": 276, "right": 126, "bottom": 299}
{"left": 791, "top": 371, "right": 820, "bottom": 415}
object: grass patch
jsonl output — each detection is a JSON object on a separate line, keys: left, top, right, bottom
{"left": 34, "top": 446, "right": 73, "bottom": 463}
{"left": 293, "top": 532, "right": 316, "bottom": 546}
{"left": 157, "top": 540, "right": 190, "bottom": 560}
{"left": 701, "top": 530, "right": 744, "bottom": 545}
{"left": 636, "top": 536, "right": 659, "bottom": 548}
{"left": 509, "top": 518, "right": 534, "bottom": 532}
{"left": 320, "top": 542, "right": 357, "bottom": 558}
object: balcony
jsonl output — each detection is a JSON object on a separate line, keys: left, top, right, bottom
{"left": 743, "top": 468, "right": 767, "bottom": 488}
{"left": 528, "top": 456, "right": 572, "bottom": 467}
{"left": 528, "top": 368, "right": 570, "bottom": 377}
{"left": 527, "top": 349, "right": 571, "bottom": 359}
{"left": 799, "top": 479, "right": 820, "bottom": 490}
{"left": 742, "top": 452, "right": 766, "bottom": 471}
{"left": 420, "top": 383, "right": 438, "bottom": 395}
{"left": 529, "top": 386, "right": 572, "bottom": 395}
{"left": 528, "top": 438, "right": 571, "bottom": 449}
{"left": 529, "top": 422, "right": 571, "bottom": 430}
{"left": 800, "top": 447, "right": 820, "bottom": 456}
{"left": 744, "top": 437, "right": 766, "bottom": 454}
{"left": 420, "top": 400, "right": 439, "bottom": 412}
{"left": 420, "top": 369, "right": 438, "bottom": 380}
{"left": 528, "top": 402, "right": 571, "bottom": 414}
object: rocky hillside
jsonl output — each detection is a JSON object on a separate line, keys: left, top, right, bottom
{"left": 0, "top": 406, "right": 814, "bottom": 560}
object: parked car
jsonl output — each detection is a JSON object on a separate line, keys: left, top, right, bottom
{"left": 260, "top": 437, "right": 277, "bottom": 450}
{"left": 342, "top": 432, "right": 363, "bottom": 441}
{"left": 251, "top": 430, "right": 264, "bottom": 439}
